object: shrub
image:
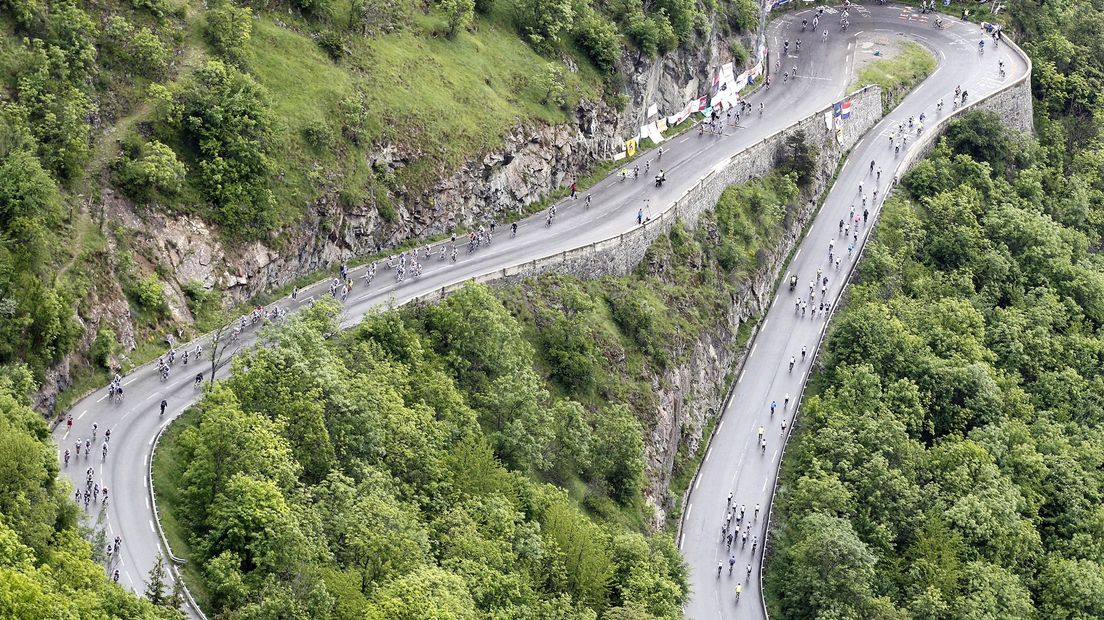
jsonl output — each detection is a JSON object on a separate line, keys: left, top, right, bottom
{"left": 131, "top": 0, "right": 171, "bottom": 19}
{"left": 440, "top": 0, "right": 474, "bottom": 38}
{"left": 727, "top": 0, "right": 758, "bottom": 33}
{"left": 130, "top": 274, "right": 167, "bottom": 315}
{"left": 536, "top": 63, "right": 566, "bottom": 107}
{"left": 133, "top": 28, "right": 171, "bottom": 78}
{"left": 729, "top": 39, "right": 748, "bottom": 67}
{"left": 91, "top": 327, "right": 118, "bottom": 369}
{"left": 515, "top": 0, "right": 573, "bottom": 51}
{"left": 114, "top": 140, "right": 186, "bottom": 200}
{"left": 206, "top": 4, "right": 253, "bottom": 63}
{"left": 575, "top": 11, "right": 621, "bottom": 73}
{"left": 174, "top": 60, "right": 277, "bottom": 235}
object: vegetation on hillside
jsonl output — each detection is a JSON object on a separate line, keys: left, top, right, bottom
{"left": 0, "top": 366, "right": 182, "bottom": 618}
{"left": 765, "top": 1, "right": 1104, "bottom": 613}
{"left": 153, "top": 169, "right": 804, "bottom": 616}
{"left": 765, "top": 106, "right": 1104, "bottom": 617}
{"left": 849, "top": 41, "right": 936, "bottom": 109}
{"left": 0, "top": 0, "right": 761, "bottom": 403}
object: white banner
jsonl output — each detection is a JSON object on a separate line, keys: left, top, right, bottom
{"left": 646, "top": 103, "right": 659, "bottom": 119}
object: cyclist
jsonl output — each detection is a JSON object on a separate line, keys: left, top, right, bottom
{"left": 160, "top": 399, "right": 167, "bottom": 416}
{"left": 789, "top": 356, "right": 795, "bottom": 372}
{"left": 64, "top": 449, "right": 70, "bottom": 466}
{"left": 102, "top": 442, "right": 108, "bottom": 460}
{"left": 717, "top": 562, "right": 723, "bottom": 577}
{"left": 195, "top": 373, "right": 203, "bottom": 388}
{"left": 728, "top": 556, "right": 736, "bottom": 574}
{"left": 770, "top": 400, "right": 777, "bottom": 415}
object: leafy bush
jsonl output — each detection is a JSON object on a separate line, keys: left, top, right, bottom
{"left": 91, "top": 327, "right": 118, "bottom": 368}
{"left": 536, "top": 63, "right": 567, "bottom": 107}
{"left": 206, "top": 3, "right": 253, "bottom": 63}
{"left": 605, "top": 281, "right": 673, "bottom": 367}
{"left": 575, "top": 10, "right": 621, "bottom": 73}
{"left": 131, "top": 0, "right": 171, "bottom": 19}
{"left": 515, "top": 0, "right": 574, "bottom": 51}
{"left": 726, "top": 0, "right": 758, "bottom": 33}
{"left": 290, "top": 0, "right": 337, "bottom": 18}
{"left": 348, "top": 0, "right": 412, "bottom": 35}
{"left": 172, "top": 60, "right": 277, "bottom": 235}
{"left": 130, "top": 273, "right": 167, "bottom": 315}
{"left": 729, "top": 39, "right": 749, "bottom": 67}
{"left": 114, "top": 139, "right": 187, "bottom": 200}
{"left": 624, "top": 10, "right": 675, "bottom": 58}
{"left": 778, "top": 130, "right": 817, "bottom": 187}
{"left": 316, "top": 29, "right": 347, "bottom": 59}
{"left": 439, "top": 0, "right": 474, "bottom": 38}
{"left": 182, "top": 280, "right": 221, "bottom": 325}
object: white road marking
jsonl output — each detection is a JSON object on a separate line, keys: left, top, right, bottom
{"left": 705, "top": 446, "right": 713, "bottom": 463}
{"left": 77, "top": 409, "right": 87, "bottom": 420}
{"left": 750, "top": 343, "right": 758, "bottom": 358}
{"left": 717, "top": 420, "right": 724, "bottom": 431}
{"left": 96, "top": 394, "right": 107, "bottom": 403}
{"left": 794, "top": 248, "right": 801, "bottom": 261}
{"left": 124, "top": 377, "right": 139, "bottom": 386}
{"left": 145, "top": 497, "right": 150, "bottom": 510}
{"left": 149, "top": 520, "right": 155, "bottom": 533}
{"left": 695, "top": 477, "right": 701, "bottom": 491}
{"left": 738, "top": 368, "right": 746, "bottom": 384}
{"left": 686, "top": 503, "right": 693, "bottom": 519}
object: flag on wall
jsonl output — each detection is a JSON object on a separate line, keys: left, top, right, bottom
{"left": 626, "top": 138, "right": 638, "bottom": 157}
{"left": 833, "top": 102, "right": 842, "bottom": 117}
{"left": 841, "top": 101, "right": 852, "bottom": 119}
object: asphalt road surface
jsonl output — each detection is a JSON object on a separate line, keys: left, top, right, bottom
{"left": 51, "top": 5, "right": 1028, "bottom": 617}
{"left": 679, "top": 6, "right": 1028, "bottom": 619}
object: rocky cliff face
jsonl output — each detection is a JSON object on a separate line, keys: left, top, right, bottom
{"left": 128, "top": 30, "right": 740, "bottom": 304}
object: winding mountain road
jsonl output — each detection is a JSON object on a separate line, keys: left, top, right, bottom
{"left": 51, "top": 6, "right": 1029, "bottom": 618}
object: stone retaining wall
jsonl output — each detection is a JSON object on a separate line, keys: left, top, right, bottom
{"left": 412, "top": 85, "right": 886, "bottom": 302}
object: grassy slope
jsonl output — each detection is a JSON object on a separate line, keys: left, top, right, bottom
{"left": 229, "top": 6, "right": 602, "bottom": 226}
{"left": 849, "top": 40, "right": 936, "bottom": 109}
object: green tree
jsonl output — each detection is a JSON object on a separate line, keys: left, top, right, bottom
{"left": 174, "top": 60, "right": 276, "bottom": 235}
{"left": 145, "top": 553, "right": 169, "bottom": 606}
{"left": 206, "top": 3, "right": 253, "bottom": 63}
{"left": 364, "top": 566, "right": 479, "bottom": 620}
{"left": 775, "top": 513, "right": 883, "bottom": 619}
{"left": 115, "top": 140, "right": 186, "bottom": 200}
{"left": 515, "top": 0, "right": 573, "bottom": 51}
{"left": 440, "top": 0, "right": 474, "bottom": 38}
{"left": 590, "top": 405, "right": 644, "bottom": 504}
{"left": 204, "top": 473, "right": 307, "bottom": 574}
{"left": 177, "top": 387, "right": 300, "bottom": 528}
{"left": 575, "top": 11, "right": 621, "bottom": 73}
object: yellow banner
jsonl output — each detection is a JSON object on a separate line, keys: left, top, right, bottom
{"left": 626, "top": 138, "right": 638, "bottom": 158}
